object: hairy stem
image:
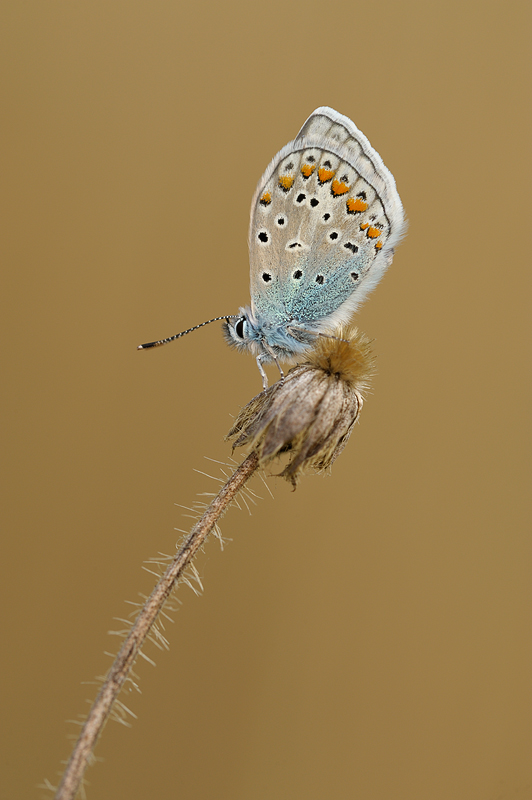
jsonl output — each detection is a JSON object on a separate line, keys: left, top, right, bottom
{"left": 55, "top": 450, "right": 260, "bottom": 800}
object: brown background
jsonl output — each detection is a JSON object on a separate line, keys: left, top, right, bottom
{"left": 1, "top": 1, "right": 531, "bottom": 798}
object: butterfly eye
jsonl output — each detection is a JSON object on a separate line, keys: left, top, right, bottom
{"left": 235, "top": 318, "right": 246, "bottom": 339}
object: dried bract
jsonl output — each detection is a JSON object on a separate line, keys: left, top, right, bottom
{"left": 226, "top": 328, "right": 375, "bottom": 485}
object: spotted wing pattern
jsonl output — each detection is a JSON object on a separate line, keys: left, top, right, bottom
{"left": 248, "top": 107, "right": 405, "bottom": 330}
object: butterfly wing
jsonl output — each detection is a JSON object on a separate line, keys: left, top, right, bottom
{"left": 248, "top": 107, "right": 405, "bottom": 331}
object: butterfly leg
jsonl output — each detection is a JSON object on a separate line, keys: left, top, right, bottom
{"left": 257, "top": 347, "right": 285, "bottom": 389}
{"left": 271, "top": 355, "right": 285, "bottom": 383}
{"left": 256, "top": 355, "right": 269, "bottom": 390}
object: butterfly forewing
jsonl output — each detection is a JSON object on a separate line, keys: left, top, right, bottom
{"left": 248, "top": 108, "right": 405, "bottom": 330}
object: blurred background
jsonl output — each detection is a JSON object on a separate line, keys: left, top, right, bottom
{"left": 1, "top": 1, "right": 531, "bottom": 798}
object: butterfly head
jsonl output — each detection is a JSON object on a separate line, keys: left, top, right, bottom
{"left": 223, "top": 308, "right": 263, "bottom": 357}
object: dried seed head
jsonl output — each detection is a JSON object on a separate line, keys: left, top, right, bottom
{"left": 226, "top": 327, "right": 375, "bottom": 486}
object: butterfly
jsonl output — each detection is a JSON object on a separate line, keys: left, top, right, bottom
{"left": 139, "top": 107, "right": 405, "bottom": 388}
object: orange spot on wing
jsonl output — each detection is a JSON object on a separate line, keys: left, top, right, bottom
{"left": 346, "top": 197, "right": 368, "bottom": 213}
{"left": 360, "top": 222, "right": 370, "bottom": 230}
{"left": 366, "top": 226, "right": 381, "bottom": 239}
{"left": 331, "top": 179, "right": 349, "bottom": 196}
{"left": 318, "top": 167, "right": 335, "bottom": 183}
{"left": 375, "top": 241, "right": 383, "bottom": 250}
{"left": 278, "top": 175, "right": 295, "bottom": 191}
{"left": 260, "top": 192, "right": 271, "bottom": 206}
{"left": 301, "top": 164, "right": 316, "bottom": 178}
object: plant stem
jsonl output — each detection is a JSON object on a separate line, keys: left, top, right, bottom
{"left": 55, "top": 450, "right": 260, "bottom": 800}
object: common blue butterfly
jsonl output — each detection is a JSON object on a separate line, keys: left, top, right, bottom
{"left": 139, "top": 107, "right": 405, "bottom": 388}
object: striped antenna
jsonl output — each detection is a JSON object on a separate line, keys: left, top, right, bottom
{"left": 137, "top": 316, "right": 236, "bottom": 350}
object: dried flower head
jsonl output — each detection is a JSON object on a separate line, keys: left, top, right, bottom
{"left": 226, "top": 327, "right": 375, "bottom": 486}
